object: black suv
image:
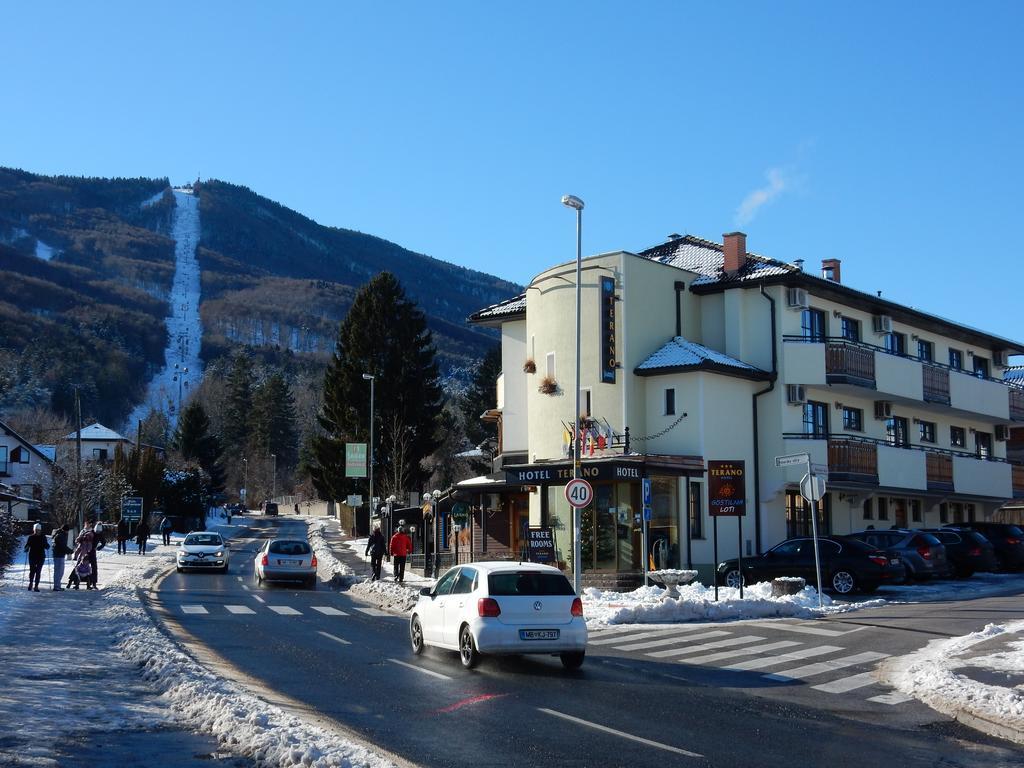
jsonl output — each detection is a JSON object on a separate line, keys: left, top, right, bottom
{"left": 846, "top": 529, "right": 951, "bottom": 581}
{"left": 952, "top": 523, "right": 1024, "bottom": 572}
{"left": 923, "top": 528, "right": 998, "bottom": 578}
{"left": 263, "top": 502, "right": 279, "bottom": 517}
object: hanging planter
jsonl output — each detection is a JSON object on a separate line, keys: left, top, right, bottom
{"left": 523, "top": 358, "right": 537, "bottom": 374}
{"left": 538, "top": 375, "right": 558, "bottom": 395}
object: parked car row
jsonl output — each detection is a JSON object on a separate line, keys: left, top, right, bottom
{"left": 716, "top": 523, "right": 1023, "bottom": 595}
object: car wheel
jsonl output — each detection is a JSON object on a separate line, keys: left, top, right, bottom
{"left": 256, "top": 572, "right": 263, "bottom": 585}
{"left": 221, "top": 565, "right": 229, "bottom": 574}
{"left": 459, "top": 625, "right": 480, "bottom": 669}
{"left": 724, "top": 569, "right": 743, "bottom": 589}
{"left": 410, "top": 616, "right": 425, "bottom": 655}
{"left": 831, "top": 570, "right": 856, "bottom": 595}
{"left": 560, "top": 651, "right": 585, "bottom": 670}
{"left": 176, "top": 566, "right": 182, "bottom": 573}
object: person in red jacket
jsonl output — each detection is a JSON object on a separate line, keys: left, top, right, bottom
{"left": 388, "top": 526, "right": 413, "bottom": 583}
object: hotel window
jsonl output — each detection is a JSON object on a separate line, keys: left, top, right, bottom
{"left": 582, "top": 388, "right": 592, "bottom": 417}
{"left": 688, "top": 482, "right": 704, "bottom": 540}
{"left": 886, "top": 416, "right": 909, "bottom": 447}
{"left": 910, "top": 499, "right": 922, "bottom": 523}
{"left": 842, "top": 407, "right": 863, "bottom": 432}
{"left": 917, "top": 339, "right": 934, "bottom": 362}
{"left": 877, "top": 497, "right": 889, "bottom": 521}
{"left": 973, "top": 356, "right": 990, "bottom": 379}
{"left": 976, "top": 431, "right": 992, "bottom": 459}
{"left": 950, "top": 426, "right": 966, "bottom": 448}
{"left": 918, "top": 420, "right": 936, "bottom": 443}
{"left": 545, "top": 352, "right": 555, "bottom": 378}
{"left": 862, "top": 498, "right": 873, "bottom": 520}
{"left": 801, "top": 308, "right": 826, "bottom": 342}
{"left": 948, "top": 348, "right": 963, "bottom": 370}
{"left": 966, "top": 503, "right": 976, "bottom": 523}
{"left": 786, "top": 490, "right": 830, "bottom": 538}
{"left": 950, "top": 502, "right": 964, "bottom": 524}
{"left": 11, "top": 446, "right": 29, "bottom": 464}
{"left": 665, "top": 388, "right": 676, "bottom": 416}
{"left": 939, "top": 503, "right": 949, "bottom": 524}
{"left": 885, "top": 332, "right": 906, "bottom": 356}
{"left": 802, "top": 401, "right": 829, "bottom": 438}
{"left": 840, "top": 317, "right": 861, "bottom": 342}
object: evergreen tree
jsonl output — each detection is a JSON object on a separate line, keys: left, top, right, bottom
{"left": 311, "top": 272, "right": 442, "bottom": 501}
{"left": 222, "top": 352, "right": 254, "bottom": 458}
{"left": 460, "top": 343, "right": 502, "bottom": 448}
{"left": 250, "top": 372, "right": 298, "bottom": 470}
{"left": 174, "top": 401, "right": 226, "bottom": 494}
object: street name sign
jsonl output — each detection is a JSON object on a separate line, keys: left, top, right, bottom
{"left": 775, "top": 453, "right": 810, "bottom": 468}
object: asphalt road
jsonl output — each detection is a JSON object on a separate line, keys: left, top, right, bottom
{"left": 151, "top": 517, "right": 1023, "bottom": 768}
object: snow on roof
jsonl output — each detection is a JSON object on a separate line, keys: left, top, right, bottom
{"left": 63, "top": 423, "right": 128, "bottom": 442}
{"left": 636, "top": 337, "right": 769, "bottom": 379}
{"left": 639, "top": 234, "right": 796, "bottom": 286}
{"left": 34, "top": 445, "right": 56, "bottom": 461}
{"left": 469, "top": 293, "right": 527, "bottom": 323}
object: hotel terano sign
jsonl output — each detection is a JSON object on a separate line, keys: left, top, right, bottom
{"left": 599, "top": 275, "right": 616, "bottom": 383}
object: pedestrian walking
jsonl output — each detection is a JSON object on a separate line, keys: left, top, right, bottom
{"left": 51, "top": 524, "right": 71, "bottom": 591}
{"left": 23, "top": 523, "right": 49, "bottom": 592}
{"left": 159, "top": 515, "right": 173, "bottom": 546}
{"left": 70, "top": 520, "right": 96, "bottom": 590}
{"left": 87, "top": 523, "right": 105, "bottom": 589}
{"left": 388, "top": 525, "right": 413, "bottom": 584}
{"left": 137, "top": 518, "right": 151, "bottom": 555}
{"left": 365, "top": 525, "right": 387, "bottom": 581}
{"left": 116, "top": 516, "right": 130, "bottom": 555}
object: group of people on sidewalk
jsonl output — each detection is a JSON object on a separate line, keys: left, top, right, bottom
{"left": 364, "top": 524, "right": 413, "bottom": 583}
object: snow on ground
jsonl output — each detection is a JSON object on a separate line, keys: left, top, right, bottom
{"left": 307, "top": 518, "right": 357, "bottom": 587}
{"left": 34, "top": 238, "right": 57, "bottom": 261}
{"left": 141, "top": 188, "right": 169, "bottom": 209}
{"left": 124, "top": 188, "right": 204, "bottom": 431}
{"left": 880, "top": 621, "right": 1024, "bottom": 743}
{"left": 872, "top": 572, "right": 1024, "bottom": 603}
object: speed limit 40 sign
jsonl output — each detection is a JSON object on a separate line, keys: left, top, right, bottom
{"left": 564, "top": 478, "right": 594, "bottom": 508}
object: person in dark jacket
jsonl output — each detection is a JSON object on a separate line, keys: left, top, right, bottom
{"left": 87, "top": 523, "right": 105, "bottom": 589}
{"left": 388, "top": 526, "right": 413, "bottom": 584}
{"left": 365, "top": 525, "right": 387, "bottom": 581}
{"left": 159, "top": 515, "right": 173, "bottom": 546}
{"left": 51, "top": 524, "right": 71, "bottom": 591}
{"left": 116, "top": 516, "right": 130, "bottom": 555}
{"left": 23, "top": 523, "right": 49, "bottom": 592}
{"left": 137, "top": 519, "right": 151, "bottom": 555}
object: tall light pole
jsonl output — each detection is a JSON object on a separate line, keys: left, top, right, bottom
{"left": 362, "top": 373, "right": 375, "bottom": 523}
{"left": 242, "top": 457, "right": 248, "bottom": 510}
{"left": 561, "top": 193, "right": 585, "bottom": 595}
{"left": 270, "top": 453, "right": 277, "bottom": 500}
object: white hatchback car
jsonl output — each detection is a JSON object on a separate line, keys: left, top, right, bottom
{"left": 176, "top": 532, "right": 230, "bottom": 573}
{"left": 409, "top": 561, "right": 587, "bottom": 669}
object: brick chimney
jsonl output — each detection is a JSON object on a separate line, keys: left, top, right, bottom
{"left": 821, "top": 258, "right": 842, "bottom": 283}
{"left": 723, "top": 232, "right": 747, "bottom": 274}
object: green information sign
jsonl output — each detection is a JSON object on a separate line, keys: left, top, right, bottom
{"left": 345, "top": 443, "right": 368, "bottom": 478}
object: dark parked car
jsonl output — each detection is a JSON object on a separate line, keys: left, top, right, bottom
{"left": 952, "top": 523, "right": 1024, "bottom": 572}
{"left": 923, "top": 528, "right": 998, "bottom": 578}
{"left": 846, "top": 529, "right": 950, "bottom": 581}
{"left": 716, "top": 536, "right": 904, "bottom": 595}
{"left": 262, "top": 502, "right": 279, "bottom": 517}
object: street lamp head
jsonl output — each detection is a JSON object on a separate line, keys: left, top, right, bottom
{"left": 432, "top": 489, "right": 442, "bottom": 499}
{"left": 387, "top": 494, "right": 396, "bottom": 503}
{"left": 362, "top": 373, "right": 374, "bottom": 381}
{"left": 422, "top": 492, "right": 432, "bottom": 502}
{"left": 561, "top": 194, "right": 585, "bottom": 211}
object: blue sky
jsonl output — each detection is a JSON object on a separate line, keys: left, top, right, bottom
{"left": 3, "top": 2, "right": 1022, "bottom": 344}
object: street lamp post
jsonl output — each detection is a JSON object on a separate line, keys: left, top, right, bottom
{"left": 242, "top": 458, "right": 248, "bottom": 510}
{"left": 270, "top": 453, "right": 277, "bottom": 500}
{"left": 362, "top": 373, "right": 375, "bottom": 524}
{"left": 386, "top": 494, "right": 396, "bottom": 543}
{"left": 561, "top": 193, "right": 585, "bottom": 595}
{"left": 423, "top": 489, "right": 442, "bottom": 578}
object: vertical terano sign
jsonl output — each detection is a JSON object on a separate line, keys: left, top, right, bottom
{"left": 599, "top": 275, "right": 616, "bottom": 383}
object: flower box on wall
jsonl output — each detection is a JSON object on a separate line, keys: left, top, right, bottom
{"left": 538, "top": 375, "right": 558, "bottom": 395}
{"left": 523, "top": 358, "right": 537, "bottom": 374}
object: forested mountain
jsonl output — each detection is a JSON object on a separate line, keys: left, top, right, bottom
{"left": 0, "top": 168, "right": 519, "bottom": 427}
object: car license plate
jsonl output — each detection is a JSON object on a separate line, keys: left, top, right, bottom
{"left": 520, "top": 629, "right": 559, "bottom": 640}
{"left": 890, "top": 558, "right": 899, "bottom": 565}
{"left": 278, "top": 559, "right": 301, "bottom": 566}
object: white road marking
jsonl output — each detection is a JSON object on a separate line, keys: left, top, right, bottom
{"left": 388, "top": 658, "right": 452, "bottom": 681}
{"left": 746, "top": 622, "right": 866, "bottom": 638}
{"left": 317, "top": 630, "right": 350, "bottom": 645}
{"left": 181, "top": 605, "right": 208, "bottom": 615}
{"left": 590, "top": 626, "right": 717, "bottom": 646}
{"left": 225, "top": 605, "right": 256, "bottom": 615}
{"left": 235, "top": 576, "right": 242, "bottom": 582}
{"left": 811, "top": 671, "right": 879, "bottom": 693}
{"left": 269, "top": 606, "right": 301, "bottom": 616}
{"left": 764, "top": 651, "right": 889, "bottom": 682}
{"left": 722, "top": 645, "right": 845, "bottom": 671}
{"left": 648, "top": 636, "right": 766, "bottom": 659}
{"left": 868, "top": 691, "right": 914, "bottom": 705}
{"left": 251, "top": 595, "right": 266, "bottom": 604}
{"left": 682, "top": 640, "right": 802, "bottom": 666}
{"left": 312, "top": 607, "right": 348, "bottom": 616}
{"left": 538, "top": 708, "right": 703, "bottom": 758}
{"left": 354, "top": 607, "right": 392, "bottom": 617}
{"left": 615, "top": 630, "right": 731, "bottom": 651}
{"left": 241, "top": 585, "right": 250, "bottom": 591}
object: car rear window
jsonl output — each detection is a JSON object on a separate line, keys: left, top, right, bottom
{"left": 912, "top": 533, "right": 942, "bottom": 547}
{"left": 185, "top": 534, "right": 222, "bottom": 546}
{"left": 488, "top": 571, "right": 575, "bottom": 596}
{"left": 269, "top": 541, "right": 311, "bottom": 555}
{"left": 1005, "top": 526, "right": 1023, "bottom": 537}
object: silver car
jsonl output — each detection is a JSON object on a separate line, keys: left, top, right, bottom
{"left": 255, "top": 538, "right": 317, "bottom": 589}
{"left": 177, "top": 532, "right": 230, "bottom": 573}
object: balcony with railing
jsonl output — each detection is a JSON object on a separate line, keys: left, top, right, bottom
{"left": 1013, "top": 465, "right": 1024, "bottom": 500}
{"left": 826, "top": 437, "right": 878, "bottom": 484}
{"left": 926, "top": 452, "right": 954, "bottom": 492}
{"left": 826, "top": 342, "right": 875, "bottom": 389}
{"left": 1011, "top": 388, "right": 1024, "bottom": 422}
{"left": 922, "top": 365, "right": 950, "bottom": 405}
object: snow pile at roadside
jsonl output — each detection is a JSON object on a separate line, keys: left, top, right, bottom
{"left": 350, "top": 576, "right": 421, "bottom": 613}
{"left": 307, "top": 520, "right": 356, "bottom": 586}
{"left": 879, "top": 621, "right": 1024, "bottom": 742}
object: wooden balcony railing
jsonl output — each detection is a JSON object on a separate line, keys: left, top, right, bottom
{"left": 926, "top": 452, "right": 954, "bottom": 491}
{"left": 1010, "top": 388, "right": 1024, "bottom": 422}
{"left": 923, "top": 365, "right": 951, "bottom": 405}
{"left": 826, "top": 342, "right": 875, "bottom": 387}
{"left": 1013, "top": 465, "right": 1024, "bottom": 499}
{"left": 827, "top": 438, "right": 878, "bottom": 484}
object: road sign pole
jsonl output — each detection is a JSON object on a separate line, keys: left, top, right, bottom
{"left": 737, "top": 514, "right": 744, "bottom": 600}
{"left": 807, "top": 456, "right": 824, "bottom": 609}
{"left": 713, "top": 516, "right": 719, "bottom": 602}
{"left": 641, "top": 477, "right": 651, "bottom": 587}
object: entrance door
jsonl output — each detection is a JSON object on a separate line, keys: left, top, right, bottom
{"left": 579, "top": 484, "right": 618, "bottom": 572}
{"left": 893, "top": 499, "right": 908, "bottom": 528}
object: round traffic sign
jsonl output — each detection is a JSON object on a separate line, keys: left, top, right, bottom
{"left": 564, "top": 478, "right": 594, "bottom": 508}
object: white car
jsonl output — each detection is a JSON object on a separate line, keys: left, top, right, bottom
{"left": 255, "top": 538, "right": 318, "bottom": 589}
{"left": 176, "top": 532, "right": 230, "bottom": 573}
{"left": 409, "top": 561, "right": 587, "bottom": 669}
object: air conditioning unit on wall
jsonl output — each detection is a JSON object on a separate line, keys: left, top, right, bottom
{"left": 993, "top": 350, "right": 1007, "bottom": 367}
{"left": 874, "top": 400, "right": 893, "bottom": 420}
{"left": 786, "top": 288, "right": 809, "bottom": 310}
{"left": 787, "top": 384, "right": 807, "bottom": 405}
{"left": 872, "top": 315, "right": 893, "bottom": 334}
{"left": 995, "top": 425, "right": 1010, "bottom": 441}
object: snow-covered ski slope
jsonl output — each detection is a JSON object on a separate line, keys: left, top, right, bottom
{"left": 125, "top": 188, "right": 204, "bottom": 431}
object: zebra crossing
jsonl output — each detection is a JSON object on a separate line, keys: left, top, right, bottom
{"left": 178, "top": 603, "right": 358, "bottom": 617}
{"left": 588, "top": 621, "right": 906, "bottom": 705}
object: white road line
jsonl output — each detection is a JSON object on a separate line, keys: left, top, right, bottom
{"left": 353, "top": 607, "right": 392, "bottom": 617}
{"left": 811, "top": 671, "right": 879, "bottom": 694}
{"left": 225, "top": 605, "right": 256, "bottom": 615}
{"left": 241, "top": 585, "right": 250, "bottom": 591}
{"left": 181, "top": 605, "right": 208, "bottom": 615}
{"left": 682, "top": 640, "right": 802, "bottom": 665}
{"left": 615, "top": 630, "right": 731, "bottom": 651}
{"left": 387, "top": 658, "right": 452, "bottom": 681}
{"left": 588, "top": 625, "right": 654, "bottom": 639}
{"left": 747, "top": 622, "right": 865, "bottom": 638}
{"left": 312, "top": 607, "right": 348, "bottom": 616}
{"left": 269, "top": 606, "right": 301, "bottom": 616}
{"left": 317, "top": 630, "right": 350, "bottom": 645}
{"left": 235, "top": 576, "right": 242, "bottom": 582}
{"left": 722, "top": 645, "right": 845, "bottom": 671}
{"left": 538, "top": 708, "right": 703, "bottom": 758}
{"left": 590, "top": 626, "right": 716, "bottom": 646}
{"left": 868, "top": 691, "right": 914, "bottom": 705}
{"left": 251, "top": 595, "right": 266, "bottom": 604}
{"left": 764, "top": 651, "right": 889, "bottom": 682}
{"left": 648, "top": 635, "right": 765, "bottom": 659}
